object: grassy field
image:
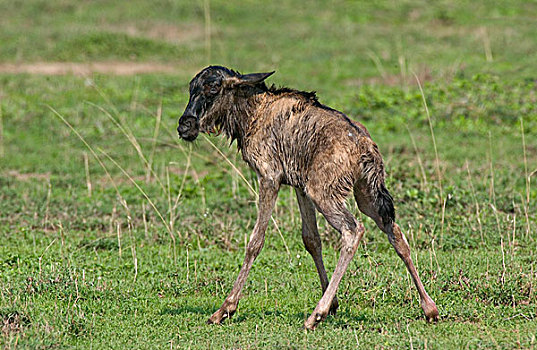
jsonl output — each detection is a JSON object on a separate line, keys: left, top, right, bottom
{"left": 1, "top": 1, "right": 536, "bottom": 348}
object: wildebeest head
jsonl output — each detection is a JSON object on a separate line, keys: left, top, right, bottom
{"left": 177, "top": 66, "right": 274, "bottom": 141}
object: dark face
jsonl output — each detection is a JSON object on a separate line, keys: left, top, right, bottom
{"left": 177, "top": 66, "right": 275, "bottom": 141}
{"left": 177, "top": 66, "right": 229, "bottom": 141}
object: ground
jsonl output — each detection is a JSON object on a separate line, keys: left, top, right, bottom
{"left": 0, "top": 1, "right": 536, "bottom": 349}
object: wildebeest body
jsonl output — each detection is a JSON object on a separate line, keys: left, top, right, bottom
{"left": 209, "top": 85, "right": 393, "bottom": 221}
{"left": 177, "top": 66, "right": 438, "bottom": 330}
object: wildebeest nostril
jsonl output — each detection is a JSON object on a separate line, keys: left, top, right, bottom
{"left": 178, "top": 116, "right": 195, "bottom": 134}
{"left": 177, "top": 123, "right": 188, "bottom": 134}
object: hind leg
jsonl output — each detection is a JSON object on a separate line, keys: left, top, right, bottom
{"left": 295, "top": 189, "right": 338, "bottom": 315}
{"left": 354, "top": 184, "right": 439, "bottom": 322}
{"left": 303, "top": 196, "right": 365, "bottom": 330}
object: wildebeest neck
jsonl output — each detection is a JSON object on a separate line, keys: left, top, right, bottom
{"left": 214, "top": 88, "right": 266, "bottom": 150}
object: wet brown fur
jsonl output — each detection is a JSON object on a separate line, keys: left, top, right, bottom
{"left": 178, "top": 66, "right": 438, "bottom": 330}
{"left": 199, "top": 80, "right": 395, "bottom": 226}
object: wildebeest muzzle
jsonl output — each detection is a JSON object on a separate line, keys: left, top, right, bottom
{"left": 177, "top": 114, "right": 199, "bottom": 141}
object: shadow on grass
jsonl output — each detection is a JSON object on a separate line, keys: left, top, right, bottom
{"left": 161, "top": 306, "right": 286, "bottom": 321}
{"left": 232, "top": 309, "right": 287, "bottom": 323}
{"left": 161, "top": 305, "right": 214, "bottom": 317}
{"left": 293, "top": 310, "right": 369, "bottom": 328}
{"left": 161, "top": 305, "right": 370, "bottom": 329}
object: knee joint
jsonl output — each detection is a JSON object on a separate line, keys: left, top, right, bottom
{"left": 341, "top": 223, "right": 364, "bottom": 253}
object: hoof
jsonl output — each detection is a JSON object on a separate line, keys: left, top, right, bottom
{"left": 304, "top": 312, "right": 326, "bottom": 331}
{"left": 425, "top": 308, "right": 439, "bottom": 323}
{"left": 207, "top": 308, "right": 234, "bottom": 325}
{"left": 422, "top": 299, "right": 439, "bottom": 323}
{"left": 206, "top": 316, "right": 221, "bottom": 325}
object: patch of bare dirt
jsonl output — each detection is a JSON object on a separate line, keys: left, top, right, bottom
{"left": 104, "top": 22, "right": 205, "bottom": 44}
{"left": 2, "top": 312, "right": 28, "bottom": 337}
{"left": 4, "top": 170, "right": 51, "bottom": 181}
{"left": 0, "top": 62, "right": 180, "bottom": 76}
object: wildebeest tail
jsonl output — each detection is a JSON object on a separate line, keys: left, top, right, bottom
{"left": 358, "top": 142, "right": 395, "bottom": 226}
{"left": 375, "top": 183, "right": 395, "bottom": 226}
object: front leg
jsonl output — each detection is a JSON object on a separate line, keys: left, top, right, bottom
{"left": 208, "top": 176, "right": 280, "bottom": 324}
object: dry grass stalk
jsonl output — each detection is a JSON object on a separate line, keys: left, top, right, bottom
{"left": 84, "top": 152, "right": 92, "bottom": 197}
{"left": 520, "top": 118, "right": 531, "bottom": 240}
{"left": 465, "top": 160, "right": 484, "bottom": 243}
{"left": 413, "top": 73, "right": 443, "bottom": 205}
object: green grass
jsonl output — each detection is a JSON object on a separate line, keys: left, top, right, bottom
{"left": 1, "top": 1, "right": 537, "bottom": 348}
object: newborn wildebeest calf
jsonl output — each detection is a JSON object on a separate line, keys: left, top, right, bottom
{"left": 177, "top": 66, "right": 439, "bottom": 330}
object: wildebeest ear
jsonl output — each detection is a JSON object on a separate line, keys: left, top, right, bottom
{"left": 229, "top": 71, "right": 275, "bottom": 86}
